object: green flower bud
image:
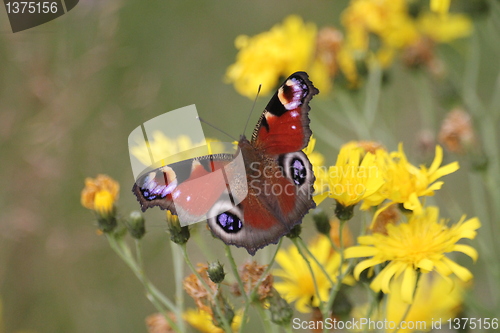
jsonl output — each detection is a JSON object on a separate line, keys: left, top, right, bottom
{"left": 286, "top": 224, "right": 302, "bottom": 239}
{"left": 267, "top": 289, "right": 293, "bottom": 326}
{"left": 167, "top": 213, "right": 190, "bottom": 244}
{"left": 96, "top": 208, "right": 117, "bottom": 233}
{"left": 207, "top": 261, "right": 225, "bottom": 284}
{"left": 211, "top": 296, "right": 234, "bottom": 329}
{"left": 126, "top": 211, "right": 146, "bottom": 239}
{"left": 330, "top": 287, "right": 352, "bottom": 317}
{"left": 334, "top": 201, "right": 354, "bottom": 221}
{"left": 313, "top": 210, "right": 331, "bottom": 235}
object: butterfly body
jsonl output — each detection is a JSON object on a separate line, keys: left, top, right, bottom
{"left": 133, "top": 72, "right": 319, "bottom": 255}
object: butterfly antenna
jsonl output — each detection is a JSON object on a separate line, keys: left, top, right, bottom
{"left": 198, "top": 116, "right": 237, "bottom": 141}
{"left": 243, "top": 84, "right": 262, "bottom": 136}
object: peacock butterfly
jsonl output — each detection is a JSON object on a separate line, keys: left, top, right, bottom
{"left": 132, "top": 72, "right": 319, "bottom": 255}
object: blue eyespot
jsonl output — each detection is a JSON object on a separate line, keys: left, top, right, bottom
{"left": 217, "top": 212, "right": 243, "bottom": 233}
{"left": 290, "top": 158, "right": 306, "bottom": 185}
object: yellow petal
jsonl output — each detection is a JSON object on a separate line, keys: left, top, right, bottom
{"left": 429, "top": 162, "right": 460, "bottom": 183}
{"left": 416, "top": 258, "right": 434, "bottom": 272}
{"left": 373, "top": 262, "right": 401, "bottom": 294}
{"left": 428, "top": 145, "right": 444, "bottom": 175}
{"left": 353, "top": 258, "right": 384, "bottom": 280}
{"left": 401, "top": 267, "right": 417, "bottom": 303}
{"left": 453, "top": 244, "right": 478, "bottom": 262}
{"left": 344, "top": 246, "right": 379, "bottom": 258}
{"left": 442, "top": 257, "right": 473, "bottom": 282}
{"left": 313, "top": 192, "right": 329, "bottom": 205}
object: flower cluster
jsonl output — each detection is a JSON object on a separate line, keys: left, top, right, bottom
{"left": 225, "top": 15, "right": 331, "bottom": 97}
{"left": 313, "top": 141, "right": 459, "bottom": 218}
{"left": 346, "top": 206, "right": 480, "bottom": 303}
{"left": 226, "top": 1, "right": 472, "bottom": 95}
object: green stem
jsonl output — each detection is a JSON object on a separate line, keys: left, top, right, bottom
{"left": 362, "top": 288, "right": 379, "bottom": 333}
{"left": 225, "top": 245, "right": 249, "bottom": 302}
{"left": 107, "top": 235, "right": 181, "bottom": 332}
{"left": 180, "top": 244, "right": 232, "bottom": 333}
{"left": 170, "top": 242, "right": 186, "bottom": 333}
{"left": 296, "top": 237, "right": 334, "bottom": 285}
{"left": 322, "top": 219, "right": 350, "bottom": 333}
{"left": 256, "top": 303, "right": 274, "bottom": 333}
{"left": 291, "top": 238, "right": 322, "bottom": 311}
{"left": 414, "top": 70, "right": 435, "bottom": 130}
{"left": 363, "top": 62, "right": 382, "bottom": 129}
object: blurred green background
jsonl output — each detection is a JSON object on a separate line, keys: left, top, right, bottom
{"left": 0, "top": 0, "right": 498, "bottom": 332}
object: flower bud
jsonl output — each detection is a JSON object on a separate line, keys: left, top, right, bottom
{"left": 334, "top": 201, "right": 354, "bottom": 221}
{"left": 330, "top": 287, "right": 352, "bottom": 317}
{"left": 267, "top": 289, "right": 293, "bottom": 326}
{"left": 207, "top": 261, "right": 225, "bottom": 284}
{"left": 211, "top": 296, "right": 234, "bottom": 329}
{"left": 126, "top": 211, "right": 146, "bottom": 239}
{"left": 94, "top": 191, "right": 117, "bottom": 232}
{"left": 313, "top": 210, "right": 331, "bottom": 235}
{"left": 97, "top": 214, "right": 117, "bottom": 233}
{"left": 167, "top": 212, "right": 190, "bottom": 244}
{"left": 286, "top": 224, "right": 302, "bottom": 239}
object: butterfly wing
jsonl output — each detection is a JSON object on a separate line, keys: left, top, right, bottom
{"left": 132, "top": 154, "right": 234, "bottom": 223}
{"left": 207, "top": 146, "right": 316, "bottom": 255}
{"left": 251, "top": 72, "right": 319, "bottom": 155}
{"left": 207, "top": 72, "right": 319, "bottom": 255}
{"left": 132, "top": 72, "right": 319, "bottom": 255}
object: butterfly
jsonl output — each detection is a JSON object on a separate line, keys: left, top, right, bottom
{"left": 133, "top": 72, "right": 319, "bottom": 255}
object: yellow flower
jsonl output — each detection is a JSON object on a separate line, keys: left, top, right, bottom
{"left": 430, "top": 0, "right": 451, "bottom": 15}
{"left": 81, "top": 174, "right": 119, "bottom": 214}
{"left": 183, "top": 308, "right": 241, "bottom": 333}
{"left": 352, "top": 273, "right": 465, "bottom": 332}
{"left": 93, "top": 190, "right": 115, "bottom": 215}
{"left": 345, "top": 206, "right": 480, "bottom": 303}
{"left": 226, "top": 15, "right": 329, "bottom": 98}
{"left": 130, "top": 131, "right": 207, "bottom": 167}
{"left": 370, "top": 144, "right": 459, "bottom": 215}
{"left": 418, "top": 12, "right": 472, "bottom": 43}
{"left": 325, "top": 144, "right": 385, "bottom": 208}
{"left": 273, "top": 236, "right": 351, "bottom": 313}
{"left": 341, "top": 0, "right": 419, "bottom": 63}
{"left": 386, "top": 273, "right": 465, "bottom": 332}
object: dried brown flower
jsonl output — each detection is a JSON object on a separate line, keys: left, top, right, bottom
{"left": 416, "top": 129, "right": 436, "bottom": 157}
{"left": 145, "top": 313, "right": 176, "bottom": 333}
{"left": 438, "top": 108, "right": 476, "bottom": 154}
{"left": 402, "top": 37, "right": 436, "bottom": 68}
{"left": 238, "top": 261, "right": 273, "bottom": 301}
{"left": 316, "top": 27, "right": 343, "bottom": 76}
{"left": 183, "top": 264, "right": 217, "bottom": 314}
{"left": 371, "top": 204, "right": 401, "bottom": 235}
